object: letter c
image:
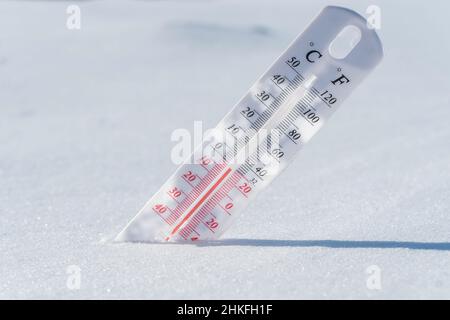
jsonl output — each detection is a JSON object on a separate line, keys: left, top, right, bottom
{"left": 306, "top": 50, "right": 322, "bottom": 63}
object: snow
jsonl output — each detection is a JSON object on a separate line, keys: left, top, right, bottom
{"left": 1, "top": 0, "right": 449, "bottom": 299}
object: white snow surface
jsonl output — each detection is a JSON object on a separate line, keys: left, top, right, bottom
{"left": 1, "top": 0, "right": 449, "bottom": 299}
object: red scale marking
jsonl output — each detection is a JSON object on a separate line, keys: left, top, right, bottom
{"left": 236, "top": 187, "right": 249, "bottom": 198}
{"left": 178, "top": 170, "right": 247, "bottom": 240}
{"left": 164, "top": 163, "right": 227, "bottom": 225}
{"left": 200, "top": 162, "right": 213, "bottom": 172}
{"left": 204, "top": 223, "right": 216, "bottom": 234}
{"left": 190, "top": 230, "right": 201, "bottom": 241}
{"left": 218, "top": 204, "right": 232, "bottom": 216}
{"left": 167, "top": 190, "right": 182, "bottom": 204}
{"left": 235, "top": 174, "right": 252, "bottom": 198}
{"left": 166, "top": 167, "right": 233, "bottom": 241}
{"left": 152, "top": 206, "right": 175, "bottom": 225}
{"left": 182, "top": 175, "right": 198, "bottom": 188}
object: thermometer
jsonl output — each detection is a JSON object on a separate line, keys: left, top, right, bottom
{"left": 116, "top": 6, "right": 383, "bottom": 243}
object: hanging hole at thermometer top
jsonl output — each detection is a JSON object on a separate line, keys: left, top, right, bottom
{"left": 328, "top": 25, "right": 361, "bottom": 60}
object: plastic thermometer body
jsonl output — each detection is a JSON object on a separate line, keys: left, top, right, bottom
{"left": 116, "top": 6, "right": 383, "bottom": 243}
